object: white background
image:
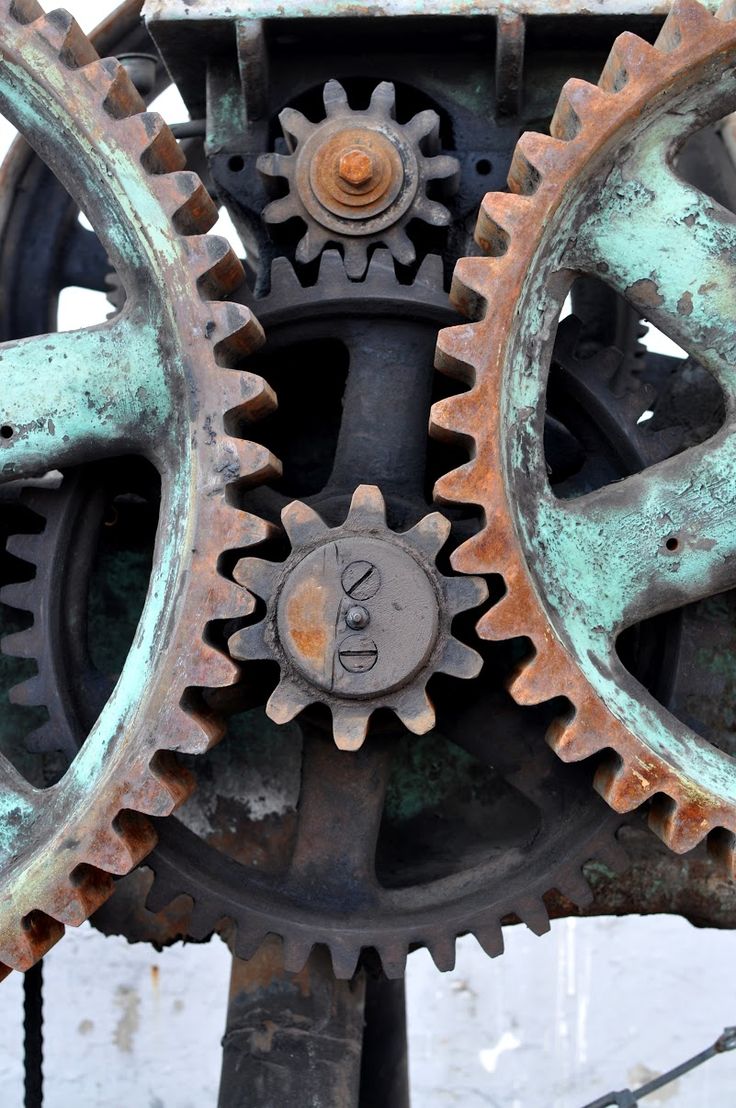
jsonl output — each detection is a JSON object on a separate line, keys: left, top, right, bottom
{"left": 0, "top": 2, "right": 732, "bottom": 1106}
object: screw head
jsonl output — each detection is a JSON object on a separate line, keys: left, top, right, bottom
{"left": 338, "top": 147, "right": 374, "bottom": 186}
{"left": 346, "top": 604, "right": 370, "bottom": 630}
{"left": 338, "top": 635, "right": 378, "bottom": 673}
{"left": 341, "top": 560, "right": 381, "bottom": 600}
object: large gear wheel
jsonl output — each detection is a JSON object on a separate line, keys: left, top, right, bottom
{"left": 258, "top": 79, "right": 460, "bottom": 278}
{"left": 232, "top": 484, "right": 487, "bottom": 750}
{"left": 0, "top": 2, "right": 276, "bottom": 975}
{"left": 2, "top": 251, "right": 641, "bottom": 979}
{"left": 430, "top": 0, "right": 736, "bottom": 863}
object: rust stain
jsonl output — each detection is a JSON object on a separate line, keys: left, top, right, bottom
{"left": 284, "top": 578, "right": 331, "bottom": 668}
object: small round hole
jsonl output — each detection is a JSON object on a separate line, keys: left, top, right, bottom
{"left": 665, "top": 536, "right": 679, "bottom": 552}
{"left": 475, "top": 158, "right": 492, "bottom": 176}
{"left": 228, "top": 155, "right": 245, "bottom": 173}
{"left": 0, "top": 425, "right": 14, "bottom": 440}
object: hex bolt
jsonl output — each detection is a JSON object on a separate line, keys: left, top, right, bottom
{"left": 338, "top": 147, "right": 374, "bottom": 186}
{"left": 338, "top": 636, "right": 378, "bottom": 673}
{"left": 345, "top": 605, "right": 370, "bottom": 630}
{"left": 341, "top": 561, "right": 381, "bottom": 600}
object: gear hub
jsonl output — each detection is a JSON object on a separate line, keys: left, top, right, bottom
{"left": 231, "top": 485, "right": 487, "bottom": 749}
{"left": 258, "top": 79, "right": 460, "bottom": 278}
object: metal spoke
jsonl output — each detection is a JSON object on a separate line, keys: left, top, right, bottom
{"left": 575, "top": 150, "right": 736, "bottom": 395}
{"left": 537, "top": 430, "right": 736, "bottom": 641}
{"left": 0, "top": 314, "right": 171, "bottom": 480}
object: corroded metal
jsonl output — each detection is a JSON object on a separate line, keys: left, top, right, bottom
{"left": 258, "top": 79, "right": 459, "bottom": 278}
{"left": 231, "top": 485, "right": 487, "bottom": 749}
{"left": 143, "top": 0, "right": 721, "bottom": 18}
{"left": 430, "top": 0, "right": 736, "bottom": 863}
{"left": 0, "top": 1, "right": 276, "bottom": 976}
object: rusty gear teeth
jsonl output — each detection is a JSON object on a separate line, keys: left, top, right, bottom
{"left": 258, "top": 78, "right": 459, "bottom": 279}
{"left": 0, "top": 2, "right": 278, "bottom": 974}
{"left": 431, "top": 0, "right": 736, "bottom": 866}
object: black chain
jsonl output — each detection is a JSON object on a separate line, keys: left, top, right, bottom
{"left": 23, "top": 961, "right": 43, "bottom": 1108}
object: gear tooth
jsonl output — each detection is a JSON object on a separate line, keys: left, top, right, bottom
{"left": 297, "top": 226, "right": 331, "bottom": 266}
{"left": 415, "top": 253, "right": 445, "bottom": 289}
{"left": 430, "top": 391, "right": 477, "bottom": 445}
{"left": 79, "top": 811, "right": 157, "bottom": 876}
{"left": 121, "top": 112, "right": 186, "bottom": 175}
{"left": 277, "top": 105, "right": 312, "bottom": 146}
{"left": 342, "top": 240, "right": 368, "bottom": 280}
{"left": 9, "top": 674, "right": 44, "bottom": 706}
{"left": 591, "top": 837, "right": 629, "bottom": 876}
{"left": 508, "top": 132, "right": 567, "bottom": 193}
{"left": 472, "top": 921, "right": 504, "bottom": 959}
{"left": 228, "top": 622, "right": 271, "bottom": 663}
{"left": 231, "top": 924, "right": 267, "bottom": 963}
{"left": 451, "top": 256, "right": 496, "bottom": 317}
{"left": 404, "top": 107, "right": 439, "bottom": 147}
{"left": 6, "top": 532, "right": 43, "bottom": 563}
{"left": 375, "top": 943, "right": 408, "bottom": 980}
{"left": 594, "top": 755, "right": 656, "bottom": 813}
{"left": 206, "top": 574, "right": 247, "bottom": 621}
{"left": 8, "top": 1, "right": 44, "bottom": 24}
{"left": 219, "top": 369, "right": 276, "bottom": 424}
{"left": 267, "top": 678, "right": 308, "bottom": 726}
{"left": 0, "top": 910, "right": 64, "bottom": 974}
{"left": 507, "top": 652, "right": 557, "bottom": 706}
{"left": 475, "top": 192, "right": 533, "bottom": 257}
{"left": 323, "top": 78, "right": 350, "bottom": 117}
{"left": 281, "top": 498, "right": 330, "bottom": 545}
{"left": 433, "top": 459, "right": 477, "bottom": 508}
{"left": 446, "top": 574, "right": 488, "bottom": 616}
{"left": 171, "top": 706, "right": 226, "bottom": 755}
{"left": 332, "top": 706, "right": 370, "bottom": 751}
{"left": 708, "top": 828, "right": 736, "bottom": 876}
{"left": 516, "top": 899, "right": 550, "bottom": 937}
{"left": 124, "top": 755, "right": 194, "bottom": 819}
{"left": 404, "top": 511, "right": 451, "bottom": 557}
{"left": 597, "top": 33, "right": 660, "bottom": 95}
{"left": 554, "top": 867, "right": 595, "bottom": 909}
{"left": 435, "top": 321, "right": 481, "bottom": 384}
{"left": 656, "top": 0, "right": 717, "bottom": 53}
{"left": 648, "top": 794, "right": 710, "bottom": 854}
{"left": 395, "top": 688, "right": 435, "bottom": 737}
{"left": 438, "top": 639, "right": 484, "bottom": 681}
{"left": 90, "top": 57, "right": 145, "bottom": 120}
{"left": 477, "top": 593, "right": 527, "bottom": 641}
{"left": 315, "top": 248, "right": 347, "bottom": 283}
{"left": 188, "top": 642, "right": 240, "bottom": 690}
{"left": 383, "top": 226, "right": 415, "bottom": 267}
{"left": 348, "top": 484, "right": 387, "bottom": 526}
{"left": 423, "top": 153, "right": 460, "bottom": 190}
{"left": 448, "top": 531, "right": 489, "bottom": 576}
{"left": 364, "top": 248, "right": 395, "bottom": 285}
{"left": 547, "top": 707, "right": 606, "bottom": 762}
{"left": 145, "top": 873, "right": 184, "bottom": 915}
{"left": 281, "top": 934, "right": 313, "bottom": 974}
{"left": 33, "top": 9, "right": 98, "bottom": 68}
{"left": 368, "top": 80, "right": 397, "bottom": 118}
{"left": 428, "top": 935, "right": 456, "bottom": 973}
{"left": 187, "top": 901, "right": 218, "bottom": 941}
{"left": 185, "top": 236, "right": 246, "bottom": 300}
{"left": 329, "top": 943, "right": 361, "bottom": 980}
{"left": 256, "top": 151, "right": 291, "bottom": 179}
{"left": 262, "top": 195, "right": 301, "bottom": 226}
{"left": 159, "top": 171, "right": 218, "bottom": 235}
{"left": 208, "top": 302, "right": 266, "bottom": 364}
{"left": 225, "top": 439, "right": 281, "bottom": 489}
{"left": 233, "top": 556, "right": 279, "bottom": 596}
{"left": 0, "top": 581, "right": 34, "bottom": 612}
{"left": 550, "top": 78, "right": 610, "bottom": 140}
{"left": 413, "top": 196, "right": 451, "bottom": 227}
{"left": 42, "top": 865, "right": 114, "bottom": 927}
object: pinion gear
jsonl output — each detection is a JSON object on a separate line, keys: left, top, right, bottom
{"left": 231, "top": 485, "right": 487, "bottom": 750}
{"left": 431, "top": 0, "right": 736, "bottom": 864}
{"left": 0, "top": 1, "right": 276, "bottom": 975}
{"left": 258, "top": 79, "right": 459, "bottom": 278}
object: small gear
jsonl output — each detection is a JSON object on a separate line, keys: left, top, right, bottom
{"left": 230, "top": 484, "right": 487, "bottom": 750}
{"left": 258, "top": 79, "right": 459, "bottom": 278}
{"left": 430, "top": 0, "right": 736, "bottom": 862}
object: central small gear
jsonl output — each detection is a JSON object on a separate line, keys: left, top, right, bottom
{"left": 231, "top": 485, "right": 487, "bottom": 749}
{"left": 258, "top": 79, "right": 460, "bottom": 278}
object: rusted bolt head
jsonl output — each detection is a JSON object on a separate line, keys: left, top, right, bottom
{"left": 346, "top": 605, "right": 370, "bottom": 630}
{"left": 338, "top": 147, "right": 374, "bottom": 186}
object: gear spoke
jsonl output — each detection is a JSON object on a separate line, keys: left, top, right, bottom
{"left": 575, "top": 151, "right": 736, "bottom": 388}
{"left": 0, "top": 315, "right": 168, "bottom": 480}
{"left": 541, "top": 431, "right": 736, "bottom": 636}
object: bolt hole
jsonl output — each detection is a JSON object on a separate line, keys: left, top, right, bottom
{"left": 0, "top": 425, "right": 14, "bottom": 440}
{"left": 475, "top": 158, "right": 492, "bottom": 176}
{"left": 228, "top": 155, "right": 245, "bottom": 173}
{"left": 665, "top": 536, "right": 679, "bottom": 552}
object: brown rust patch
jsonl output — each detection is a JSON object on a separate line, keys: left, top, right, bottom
{"left": 283, "top": 577, "right": 331, "bottom": 671}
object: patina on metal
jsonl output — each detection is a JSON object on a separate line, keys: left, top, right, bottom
{"left": 431, "top": 0, "right": 736, "bottom": 862}
{"left": 0, "top": 0, "right": 277, "bottom": 976}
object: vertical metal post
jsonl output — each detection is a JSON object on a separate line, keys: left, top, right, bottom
{"left": 23, "top": 961, "right": 43, "bottom": 1108}
{"left": 359, "top": 976, "right": 410, "bottom": 1108}
{"left": 218, "top": 939, "right": 366, "bottom": 1107}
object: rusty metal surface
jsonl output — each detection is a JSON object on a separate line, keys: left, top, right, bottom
{"left": 0, "top": 1, "right": 275, "bottom": 975}
{"left": 431, "top": 0, "right": 736, "bottom": 866}
{"left": 258, "top": 79, "right": 459, "bottom": 279}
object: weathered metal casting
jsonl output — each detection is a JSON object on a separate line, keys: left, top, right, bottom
{"left": 0, "top": 1, "right": 276, "bottom": 976}
{"left": 431, "top": 0, "right": 736, "bottom": 862}
{"left": 258, "top": 79, "right": 459, "bottom": 277}
{"left": 232, "top": 485, "right": 486, "bottom": 749}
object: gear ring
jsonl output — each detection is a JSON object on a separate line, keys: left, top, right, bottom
{"left": 258, "top": 79, "right": 459, "bottom": 278}
{"left": 430, "top": 0, "right": 736, "bottom": 862}
{"left": 0, "top": 2, "right": 277, "bottom": 975}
